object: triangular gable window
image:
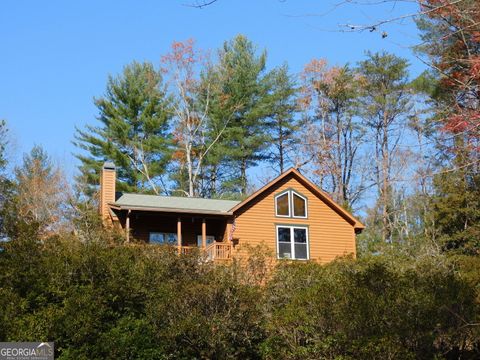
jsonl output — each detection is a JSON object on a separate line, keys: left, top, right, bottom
{"left": 275, "top": 190, "right": 308, "bottom": 218}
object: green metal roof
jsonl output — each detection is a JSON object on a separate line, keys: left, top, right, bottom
{"left": 111, "top": 193, "right": 240, "bottom": 215}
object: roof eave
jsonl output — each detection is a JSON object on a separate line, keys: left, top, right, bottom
{"left": 230, "top": 168, "right": 365, "bottom": 230}
{"left": 108, "top": 203, "right": 233, "bottom": 216}
{"left": 354, "top": 224, "right": 366, "bottom": 234}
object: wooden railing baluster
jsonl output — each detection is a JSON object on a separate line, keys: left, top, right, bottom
{"left": 180, "top": 242, "right": 231, "bottom": 261}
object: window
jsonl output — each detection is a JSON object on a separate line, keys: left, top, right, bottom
{"left": 276, "top": 225, "right": 309, "bottom": 260}
{"left": 293, "top": 193, "right": 306, "bottom": 217}
{"left": 197, "top": 235, "right": 215, "bottom": 247}
{"left": 275, "top": 190, "right": 307, "bottom": 218}
{"left": 149, "top": 232, "right": 177, "bottom": 245}
{"left": 275, "top": 192, "right": 290, "bottom": 216}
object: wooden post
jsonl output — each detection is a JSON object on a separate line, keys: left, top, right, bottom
{"left": 201, "top": 218, "right": 207, "bottom": 249}
{"left": 226, "top": 222, "right": 232, "bottom": 244}
{"left": 125, "top": 210, "right": 131, "bottom": 243}
{"left": 177, "top": 217, "right": 182, "bottom": 254}
{"left": 226, "top": 221, "right": 232, "bottom": 258}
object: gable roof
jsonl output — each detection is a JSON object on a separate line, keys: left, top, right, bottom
{"left": 108, "top": 169, "right": 364, "bottom": 232}
{"left": 110, "top": 193, "right": 240, "bottom": 216}
{"left": 230, "top": 168, "right": 365, "bottom": 232}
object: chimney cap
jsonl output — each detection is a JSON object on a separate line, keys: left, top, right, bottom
{"left": 103, "top": 161, "right": 116, "bottom": 170}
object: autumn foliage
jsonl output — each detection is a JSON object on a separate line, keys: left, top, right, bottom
{"left": 420, "top": 0, "right": 480, "bottom": 140}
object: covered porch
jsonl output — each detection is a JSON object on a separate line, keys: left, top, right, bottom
{"left": 113, "top": 209, "right": 234, "bottom": 261}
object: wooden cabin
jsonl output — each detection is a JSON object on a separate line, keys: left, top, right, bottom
{"left": 100, "top": 162, "right": 364, "bottom": 263}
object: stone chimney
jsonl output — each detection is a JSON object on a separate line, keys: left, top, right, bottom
{"left": 99, "top": 161, "right": 116, "bottom": 224}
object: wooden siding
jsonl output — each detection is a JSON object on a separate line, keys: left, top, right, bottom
{"left": 232, "top": 175, "right": 356, "bottom": 263}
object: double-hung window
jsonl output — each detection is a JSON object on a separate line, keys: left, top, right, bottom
{"left": 276, "top": 225, "right": 309, "bottom": 260}
{"left": 275, "top": 190, "right": 307, "bottom": 218}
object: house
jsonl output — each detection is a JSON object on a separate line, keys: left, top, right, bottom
{"left": 100, "top": 162, "right": 364, "bottom": 263}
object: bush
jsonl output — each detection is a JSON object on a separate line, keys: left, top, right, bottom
{"left": 0, "top": 230, "right": 478, "bottom": 359}
{"left": 262, "top": 256, "right": 479, "bottom": 359}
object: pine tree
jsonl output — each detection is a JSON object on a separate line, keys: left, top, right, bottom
{"left": 212, "top": 35, "right": 276, "bottom": 195}
{"left": 357, "top": 52, "right": 412, "bottom": 243}
{"left": 432, "top": 160, "right": 480, "bottom": 255}
{"left": 266, "top": 64, "right": 298, "bottom": 175}
{"left": 74, "top": 61, "right": 172, "bottom": 195}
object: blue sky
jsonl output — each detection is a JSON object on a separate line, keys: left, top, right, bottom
{"left": 1, "top": 0, "right": 423, "bottom": 177}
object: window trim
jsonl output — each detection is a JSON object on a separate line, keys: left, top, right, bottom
{"left": 274, "top": 189, "right": 308, "bottom": 219}
{"left": 274, "top": 190, "right": 291, "bottom": 218}
{"left": 291, "top": 191, "right": 308, "bottom": 219}
{"left": 275, "top": 224, "right": 310, "bottom": 260}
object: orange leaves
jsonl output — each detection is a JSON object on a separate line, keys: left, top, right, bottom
{"left": 299, "top": 58, "right": 328, "bottom": 112}
{"left": 160, "top": 38, "right": 207, "bottom": 97}
{"left": 302, "top": 59, "right": 328, "bottom": 80}
{"left": 444, "top": 110, "right": 480, "bottom": 133}
{"left": 172, "top": 149, "right": 186, "bottom": 162}
{"left": 161, "top": 38, "right": 197, "bottom": 69}
{"left": 299, "top": 58, "right": 357, "bottom": 113}
{"left": 423, "top": 0, "right": 459, "bottom": 19}
{"left": 419, "top": 1, "right": 480, "bottom": 139}
{"left": 469, "top": 56, "right": 480, "bottom": 81}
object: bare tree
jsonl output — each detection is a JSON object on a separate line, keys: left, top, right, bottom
{"left": 299, "top": 59, "right": 367, "bottom": 208}
{"left": 358, "top": 51, "right": 413, "bottom": 242}
{"left": 161, "top": 39, "right": 235, "bottom": 197}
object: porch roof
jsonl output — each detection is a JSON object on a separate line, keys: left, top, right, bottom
{"left": 109, "top": 193, "right": 240, "bottom": 216}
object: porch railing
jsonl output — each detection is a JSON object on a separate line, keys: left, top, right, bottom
{"left": 179, "top": 242, "right": 232, "bottom": 261}
{"left": 205, "top": 242, "right": 232, "bottom": 261}
{"left": 180, "top": 246, "right": 197, "bottom": 255}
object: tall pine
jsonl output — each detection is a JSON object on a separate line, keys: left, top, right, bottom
{"left": 74, "top": 61, "right": 172, "bottom": 195}
{"left": 211, "top": 35, "right": 275, "bottom": 195}
{"left": 266, "top": 64, "right": 298, "bottom": 175}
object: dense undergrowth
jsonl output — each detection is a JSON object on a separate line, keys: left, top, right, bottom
{"left": 0, "top": 227, "right": 479, "bottom": 360}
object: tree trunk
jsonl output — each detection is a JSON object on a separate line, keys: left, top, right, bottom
{"left": 186, "top": 144, "right": 194, "bottom": 197}
{"left": 279, "top": 124, "right": 284, "bottom": 174}
{"left": 381, "top": 111, "right": 390, "bottom": 242}
{"left": 241, "top": 157, "right": 247, "bottom": 195}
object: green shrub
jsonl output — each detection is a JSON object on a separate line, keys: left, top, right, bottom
{"left": 0, "top": 230, "right": 478, "bottom": 359}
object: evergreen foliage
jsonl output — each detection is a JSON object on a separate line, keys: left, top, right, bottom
{"left": 265, "top": 64, "right": 299, "bottom": 174}
{"left": 0, "top": 231, "right": 478, "bottom": 359}
{"left": 74, "top": 61, "right": 172, "bottom": 195}
{"left": 432, "top": 166, "right": 480, "bottom": 255}
{"left": 209, "top": 35, "right": 279, "bottom": 194}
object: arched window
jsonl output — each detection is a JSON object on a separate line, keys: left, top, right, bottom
{"left": 275, "top": 190, "right": 308, "bottom": 218}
